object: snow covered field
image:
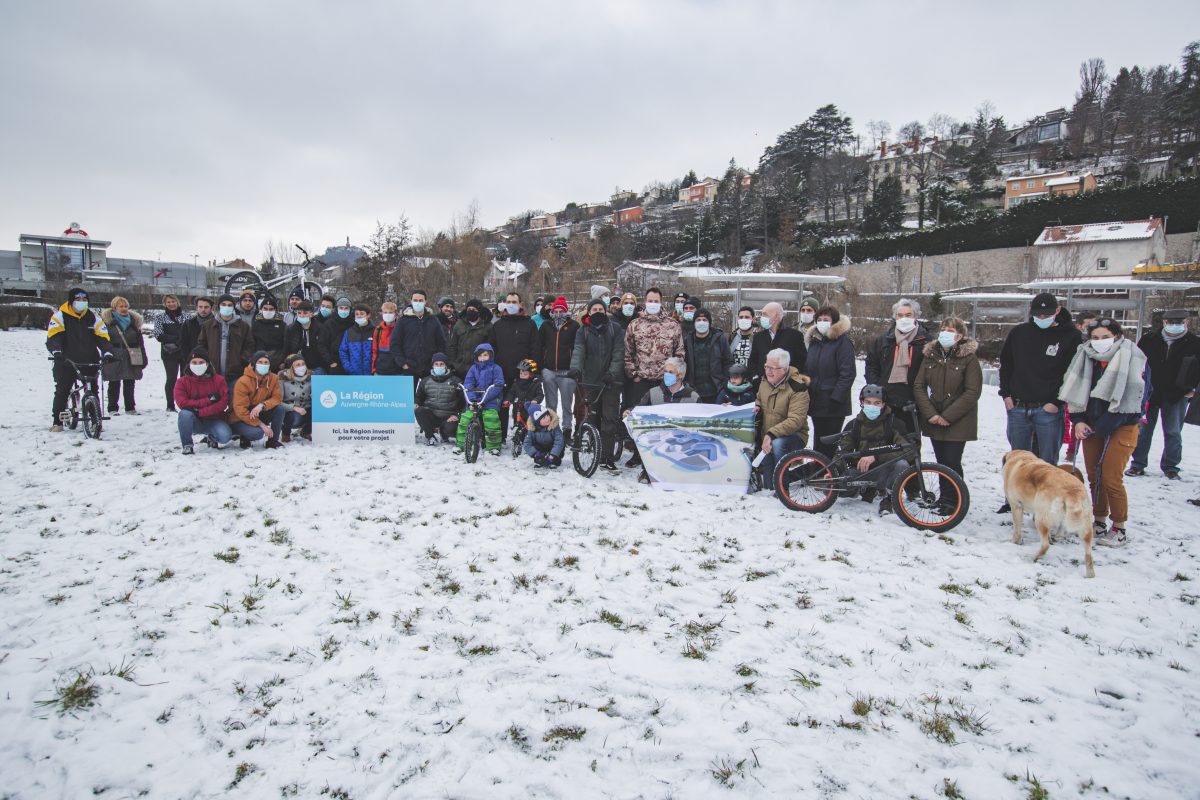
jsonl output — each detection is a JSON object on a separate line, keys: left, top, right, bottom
{"left": 1, "top": 327, "right": 1198, "bottom": 799}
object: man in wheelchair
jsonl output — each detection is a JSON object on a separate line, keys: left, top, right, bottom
{"left": 834, "top": 384, "right": 910, "bottom": 515}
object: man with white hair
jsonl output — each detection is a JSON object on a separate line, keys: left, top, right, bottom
{"left": 748, "top": 301, "right": 807, "bottom": 384}
{"left": 624, "top": 356, "right": 699, "bottom": 481}
{"left": 754, "top": 347, "right": 811, "bottom": 486}
{"left": 865, "top": 298, "right": 929, "bottom": 430}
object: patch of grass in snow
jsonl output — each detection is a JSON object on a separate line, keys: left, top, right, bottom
{"left": 597, "top": 536, "right": 624, "bottom": 550}
{"left": 543, "top": 725, "right": 586, "bottom": 743}
{"left": 790, "top": 670, "right": 821, "bottom": 690}
{"left": 334, "top": 591, "right": 355, "bottom": 611}
{"left": 683, "top": 618, "right": 722, "bottom": 637}
{"left": 1173, "top": 572, "right": 1192, "bottom": 582}
{"left": 214, "top": 547, "right": 240, "bottom": 563}
{"left": 154, "top": 567, "right": 175, "bottom": 582}
{"left": 393, "top": 608, "right": 420, "bottom": 634}
{"left": 939, "top": 582, "right": 974, "bottom": 597}
{"left": 496, "top": 505, "right": 516, "bottom": 516}
{"left": 268, "top": 528, "right": 290, "bottom": 545}
{"left": 319, "top": 786, "right": 352, "bottom": 800}
{"left": 505, "top": 724, "right": 531, "bottom": 751}
{"left": 710, "top": 756, "right": 747, "bottom": 787}
{"left": 241, "top": 594, "right": 262, "bottom": 612}
{"left": 735, "top": 663, "right": 757, "bottom": 677}
{"left": 682, "top": 639, "right": 715, "bottom": 660}
{"left": 720, "top": 589, "right": 737, "bottom": 605}
{"left": 1180, "top": 593, "right": 1198, "bottom": 606}
{"left": 851, "top": 694, "right": 873, "bottom": 717}
{"left": 46, "top": 593, "right": 66, "bottom": 604}
{"left": 228, "top": 762, "right": 257, "bottom": 789}
{"left": 939, "top": 778, "right": 965, "bottom": 798}
{"left": 36, "top": 671, "right": 98, "bottom": 715}
{"left": 599, "top": 609, "right": 624, "bottom": 628}
{"left": 699, "top": 559, "right": 718, "bottom": 571}
{"left": 796, "top": 592, "right": 813, "bottom": 609}
{"left": 743, "top": 567, "right": 774, "bottom": 581}
{"left": 321, "top": 636, "right": 340, "bottom": 660}
{"left": 1168, "top": 660, "right": 1188, "bottom": 671}
{"left": 551, "top": 554, "right": 578, "bottom": 569}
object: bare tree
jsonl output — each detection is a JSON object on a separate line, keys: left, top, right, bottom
{"left": 866, "top": 119, "right": 892, "bottom": 149}
{"left": 926, "top": 112, "right": 958, "bottom": 140}
{"left": 898, "top": 120, "right": 926, "bottom": 143}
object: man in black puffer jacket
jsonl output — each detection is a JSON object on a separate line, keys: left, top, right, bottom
{"left": 414, "top": 352, "right": 464, "bottom": 445}
{"left": 571, "top": 298, "right": 626, "bottom": 470}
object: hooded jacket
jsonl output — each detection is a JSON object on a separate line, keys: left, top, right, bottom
{"left": 100, "top": 309, "right": 148, "bottom": 382}
{"left": 624, "top": 312, "right": 685, "bottom": 382}
{"left": 228, "top": 363, "right": 283, "bottom": 426}
{"left": 913, "top": 337, "right": 983, "bottom": 442}
{"left": 571, "top": 314, "right": 625, "bottom": 389}
{"left": 320, "top": 314, "right": 355, "bottom": 370}
{"left": 756, "top": 367, "right": 811, "bottom": 444}
{"left": 284, "top": 321, "right": 323, "bottom": 367}
{"left": 523, "top": 407, "right": 566, "bottom": 459}
{"left": 683, "top": 326, "right": 733, "bottom": 399}
{"left": 998, "top": 307, "right": 1080, "bottom": 408}
{"left": 803, "top": 316, "right": 856, "bottom": 417}
{"left": 173, "top": 365, "right": 229, "bottom": 420}
{"left": 46, "top": 300, "right": 110, "bottom": 362}
{"left": 251, "top": 313, "right": 288, "bottom": 369}
{"left": 464, "top": 344, "right": 506, "bottom": 410}
{"left": 448, "top": 305, "right": 494, "bottom": 378}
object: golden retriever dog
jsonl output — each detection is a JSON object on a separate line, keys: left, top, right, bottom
{"left": 1002, "top": 450, "right": 1095, "bottom": 578}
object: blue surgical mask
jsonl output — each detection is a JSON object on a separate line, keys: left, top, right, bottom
{"left": 412, "top": 301, "right": 425, "bottom": 314}
{"left": 219, "top": 306, "right": 235, "bottom": 318}
{"left": 337, "top": 308, "right": 351, "bottom": 319}
{"left": 297, "top": 315, "right": 312, "bottom": 325}
{"left": 1033, "top": 315, "right": 1055, "bottom": 329}
{"left": 622, "top": 303, "right": 635, "bottom": 317}
{"left": 663, "top": 372, "right": 677, "bottom": 387}
{"left": 255, "top": 363, "right": 270, "bottom": 376}
{"left": 432, "top": 366, "right": 448, "bottom": 377}
{"left": 694, "top": 320, "right": 709, "bottom": 334}
{"left": 72, "top": 300, "right": 89, "bottom": 314}
{"left": 320, "top": 307, "right": 333, "bottom": 317}
{"left": 505, "top": 303, "right": 519, "bottom": 316}
{"left": 1164, "top": 323, "right": 1186, "bottom": 336}
{"left": 862, "top": 405, "right": 882, "bottom": 421}
{"left": 683, "top": 311, "right": 695, "bottom": 322}
{"left": 645, "top": 302, "right": 661, "bottom": 315}
{"left": 759, "top": 315, "right": 772, "bottom": 330}
{"left": 674, "top": 303, "right": 684, "bottom": 314}
{"left": 937, "top": 331, "right": 958, "bottom": 349}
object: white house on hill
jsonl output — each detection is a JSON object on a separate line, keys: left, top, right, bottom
{"left": 1034, "top": 218, "right": 1167, "bottom": 278}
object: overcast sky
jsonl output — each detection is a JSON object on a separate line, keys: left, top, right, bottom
{"left": 2, "top": 1, "right": 1196, "bottom": 264}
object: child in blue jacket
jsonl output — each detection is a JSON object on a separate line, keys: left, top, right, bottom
{"left": 339, "top": 304, "right": 374, "bottom": 376}
{"left": 522, "top": 403, "right": 565, "bottom": 468}
{"left": 457, "top": 343, "right": 505, "bottom": 454}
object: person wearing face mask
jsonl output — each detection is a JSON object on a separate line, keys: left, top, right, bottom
{"left": 613, "top": 292, "right": 639, "bottom": 332}
{"left": 396, "top": 289, "right": 448, "bottom": 378}
{"left": 370, "top": 301, "right": 402, "bottom": 375}
{"left": 179, "top": 297, "right": 213, "bottom": 357}
{"left": 1059, "top": 319, "right": 1149, "bottom": 547}
{"left": 228, "top": 351, "right": 286, "bottom": 449}
{"left": 864, "top": 298, "right": 929, "bottom": 431}
{"left": 101, "top": 295, "right": 148, "bottom": 415}
{"left": 173, "top": 347, "right": 232, "bottom": 454}
{"left": 415, "top": 353, "right": 464, "bottom": 446}
{"left": 283, "top": 287, "right": 305, "bottom": 327}
{"left": 730, "top": 306, "right": 756, "bottom": 369}
{"left": 278, "top": 353, "right": 313, "bottom": 442}
{"left": 154, "top": 294, "right": 192, "bottom": 412}
{"left": 449, "top": 298, "right": 494, "bottom": 378}
{"left": 251, "top": 297, "right": 288, "bottom": 371}
{"left": 315, "top": 295, "right": 337, "bottom": 327}
{"left": 997, "top": 293, "right": 1080, "bottom": 469}
{"left": 679, "top": 297, "right": 700, "bottom": 337}
{"left": 489, "top": 291, "right": 539, "bottom": 441}
{"left": 538, "top": 295, "right": 581, "bottom": 439}
{"left": 572, "top": 299, "right": 626, "bottom": 470}
{"left": 753, "top": 348, "right": 811, "bottom": 487}
{"left": 607, "top": 295, "right": 622, "bottom": 317}
{"left": 436, "top": 296, "right": 457, "bottom": 340}
{"left": 683, "top": 308, "right": 732, "bottom": 404}
{"left": 716, "top": 364, "right": 755, "bottom": 406}
{"left": 748, "top": 302, "right": 807, "bottom": 384}
{"left": 623, "top": 286, "right": 686, "bottom": 420}
{"left": 672, "top": 292, "right": 688, "bottom": 321}
{"left": 836, "top": 384, "right": 910, "bottom": 516}
{"left": 1127, "top": 309, "right": 1199, "bottom": 480}
{"left": 236, "top": 290, "right": 258, "bottom": 327}
{"left": 802, "top": 305, "right": 856, "bottom": 458}
{"left": 46, "top": 287, "right": 113, "bottom": 431}
{"left": 284, "top": 301, "right": 324, "bottom": 372}
{"left": 319, "top": 296, "right": 355, "bottom": 374}
{"left": 339, "top": 304, "right": 375, "bottom": 376}
{"left": 913, "top": 317, "right": 982, "bottom": 508}
{"left": 797, "top": 297, "right": 820, "bottom": 335}
{"left": 198, "top": 293, "right": 256, "bottom": 398}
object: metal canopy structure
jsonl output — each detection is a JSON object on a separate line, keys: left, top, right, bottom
{"left": 1019, "top": 277, "right": 1200, "bottom": 340}
{"left": 940, "top": 293, "right": 1038, "bottom": 337}
{"left": 699, "top": 272, "right": 845, "bottom": 312}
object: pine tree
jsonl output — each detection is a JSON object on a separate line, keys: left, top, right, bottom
{"left": 862, "top": 177, "right": 903, "bottom": 235}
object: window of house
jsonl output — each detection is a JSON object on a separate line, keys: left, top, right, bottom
{"left": 1026, "top": 180, "right": 1035, "bottom": 189}
{"left": 1097, "top": 258, "right": 1108, "bottom": 271}
{"left": 1011, "top": 182, "right": 1020, "bottom": 191}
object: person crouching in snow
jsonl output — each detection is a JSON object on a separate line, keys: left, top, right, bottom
{"left": 278, "top": 353, "right": 312, "bottom": 442}
{"left": 836, "top": 384, "right": 909, "bottom": 515}
{"left": 717, "top": 363, "right": 755, "bottom": 406}
{"left": 522, "top": 403, "right": 565, "bottom": 468}
{"left": 415, "top": 352, "right": 463, "bottom": 445}
{"left": 457, "top": 343, "right": 505, "bottom": 455}
{"left": 174, "top": 347, "right": 232, "bottom": 454}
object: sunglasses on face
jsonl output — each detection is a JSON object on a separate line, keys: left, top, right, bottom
{"left": 1086, "top": 319, "right": 1115, "bottom": 330}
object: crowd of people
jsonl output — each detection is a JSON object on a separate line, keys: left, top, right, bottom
{"left": 44, "top": 284, "right": 1199, "bottom": 533}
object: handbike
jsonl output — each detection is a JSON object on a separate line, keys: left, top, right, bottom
{"left": 459, "top": 384, "right": 501, "bottom": 464}
{"left": 53, "top": 357, "right": 104, "bottom": 439}
{"left": 770, "top": 402, "right": 970, "bottom": 532}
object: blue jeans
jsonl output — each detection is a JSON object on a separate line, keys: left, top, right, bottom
{"left": 759, "top": 433, "right": 802, "bottom": 482}
{"left": 311, "top": 367, "right": 328, "bottom": 376}
{"left": 178, "top": 409, "right": 232, "bottom": 447}
{"left": 232, "top": 405, "right": 286, "bottom": 442}
{"left": 1131, "top": 397, "right": 1186, "bottom": 472}
{"left": 1006, "top": 405, "right": 1063, "bottom": 464}
{"left": 285, "top": 409, "right": 312, "bottom": 434}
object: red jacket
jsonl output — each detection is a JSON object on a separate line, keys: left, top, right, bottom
{"left": 173, "top": 371, "right": 230, "bottom": 419}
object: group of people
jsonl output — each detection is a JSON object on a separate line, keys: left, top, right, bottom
{"left": 45, "top": 284, "right": 1198, "bottom": 529}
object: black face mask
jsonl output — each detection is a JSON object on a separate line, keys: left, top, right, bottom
{"left": 589, "top": 312, "right": 607, "bottom": 327}
{"left": 464, "top": 309, "right": 480, "bottom": 322}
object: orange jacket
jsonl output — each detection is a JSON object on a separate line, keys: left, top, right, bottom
{"left": 228, "top": 363, "right": 283, "bottom": 426}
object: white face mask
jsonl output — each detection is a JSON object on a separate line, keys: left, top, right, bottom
{"left": 815, "top": 320, "right": 832, "bottom": 335}
{"left": 382, "top": 312, "right": 396, "bottom": 324}
{"left": 189, "top": 363, "right": 207, "bottom": 376}
{"left": 645, "top": 302, "right": 662, "bottom": 315}
{"left": 261, "top": 309, "right": 276, "bottom": 320}
{"left": 1091, "top": 337, "right": 1116, "bottom": 354}
{"left": 737, "top": 318, "right": 752, "bottom": 331}
{"left": 800, "top": 311, "right": 815, "bottom": 325}
{"left": 895, "top": 317, "right": 916, "bottom": 333}
{"left": 293, "top": 364, "right": 308, "bottom": 376}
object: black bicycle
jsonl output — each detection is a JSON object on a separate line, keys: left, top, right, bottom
{"left": 770, "top": 403, "right": 970, "bottom": 532}
{"left": 459, "top": 384, "right": 501, "bottom": 464}
{"left": 571, "top": 385, "right": 616, "bottom": 478}
{"left": 509, "top": 404, "right": 529, "bottom": 459}
{"left": 54, "top": 357, "right": 104, "bottom": 439}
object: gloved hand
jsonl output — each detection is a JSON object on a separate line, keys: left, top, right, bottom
{"left": 102, "top": 352, "right": 117, "bottom": 364}
{"left": 545, "top": 454, "right": 559, "bottom": 466}
{"left": 532, "top": 453, "right": 546, "bottom": 466}
{"left": 567, "top": 369, "right": 581, "bottom": 381}
{"left": 51, "top": 350, "right": 66, "bottom": 362}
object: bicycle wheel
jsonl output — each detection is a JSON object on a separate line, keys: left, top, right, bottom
{"left": 773, "top": 450, "right": 838, "bottom": 513}
{"left": 891, "top": 463, "right": 970, "bottom": 532}
{"left": 300, "top": 281, "right": 324, "bottom": 306}
{"left": 223, "top": 271, "right": 264, "bottom": 296}
{"left": 82, "top": 393, "right": 103, "bottom": 439}
{"left": 67, "top": 389, "right": 81, "bottom": 430}
{"left": 572, "top": 423, "right": 600, "bottom": 478}
{"left": 510, "top": 427, "right": 525, "bottom": 459}
{"left": 464, "top": 422, "right": 482, "bottom": 464}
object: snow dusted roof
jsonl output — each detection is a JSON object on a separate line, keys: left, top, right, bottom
{"left": 490, "top": 259, "right": 528, "bottom": 277}
{"left": 1008, "top": 170, "right": 1068, "bottom": 183}
{"left": 1034, "top": 218, "right": 1163, "bottom": 247}
{"left": 1043, "top": 173, "right": 1090, "bottom": 187}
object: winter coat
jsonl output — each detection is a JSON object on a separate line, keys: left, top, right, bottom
{"left": 448, "top": 308, "right": 494, "bottom": 378}
{"left": 370, "top": 322, "right": 402, "bottom": 375}
{"left": 803, "top": 317, "right": 856, "bottom": 417}
{"left": 1137, "top": 329, "right": 1200, "bottom": 405}
{"left": 489, "top": 314, "right": 539, "bottom": 384}
{"left": 196, "top": 316, "right": 255, "bottom": 381}
{"left": 506, "top": 375, "right": 545, "bottom": 407}
{"left": 46, "top": 302, "right": 110, "bottom": 363}
{"left": 716, "top": 383, "right": 756, "bottom": 406}
{"left": 437, "top": 311, "right": 457, "bottom": 341}
{"left": 748, "top": 325, "right": 807, "bottom": 382}
{"left": 172, "top": 368, "right": 229, "bottom": 420}
{"left": 1186, "top": 395, "right": 1200, "bottom": 426}
{"left": 153, "top": 308, "right": 191, "bottom": 358}
{"left": 683, "top": 328, "right": 733, "bottom": 399}
{"left": 836, "top": 407, "right": 908, "bottom": 465}
{"left": 100, "top": 309, "right": 148, "bottom": 381}
{"left": 251, "top": 314, "right": 288, "bottom": 370}
{"left": 278, "top": 367, "right": 312, "bottom": 414}
{"left": 228, "top": 363, "right": 283, "bottom": 426}
{"left": 864, "top": 322, "right": 930, "bottom": 403}
{"left": 415, "top": 372, "right": 464, "bottom": 418}
{"left": 284, "top": 321, "right": 323, "bottom": 367}
{"left": 913, "top": 338, "right": 983, "bottom": 442}
{"left": 756, "top": 367, "right": 811, "bottom": 445}
{"left": 396, "top": 312, "right": 448, "bottom": 377}
{"left": 464, "top": 346, "right": 506, "bottom": 410}
{"left": 998, "top": 308, "right": 1080, "bottom": 408}
{"left": 179, "top": 313, "right": 210, "bottom": 356}
{"left": 624, "top": 313, "right": 685, "bottom": 381}
{"left": 539, "top": 317, "right": 580, "bottom": 372}
{"left": 339, "top": 323, "right": 374, "bottom": 376}
{"left": 320, "top": 315, "right": 355, "bottom": 371}
{"left": 523, "top": 408, "right": 565, "bottom": 459}
{"left": 571, "top": 315, "right": 625, "bottom": 389}
{"left": 1073, "top": 354, "right": 1147, "bottom": 436}
{"left": 641, "top": 382, "right": 700, "bottom": 406}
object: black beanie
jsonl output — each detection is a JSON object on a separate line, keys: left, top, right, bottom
{"left": 252, "top": 350, "right": 269, "bottom": 363}
{"left": 67, "top": 287, "right": 88, "bottom": 302}
{"left": 191, "top": 347, "right": 209, "bottom": 361}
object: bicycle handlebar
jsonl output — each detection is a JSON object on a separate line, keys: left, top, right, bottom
{"left": 461, "top": 384, "right": 501, "bottom": 405}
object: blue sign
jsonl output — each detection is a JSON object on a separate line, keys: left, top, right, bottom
{"left": 311, "top": 375, "right": 415, "bottom": 444}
